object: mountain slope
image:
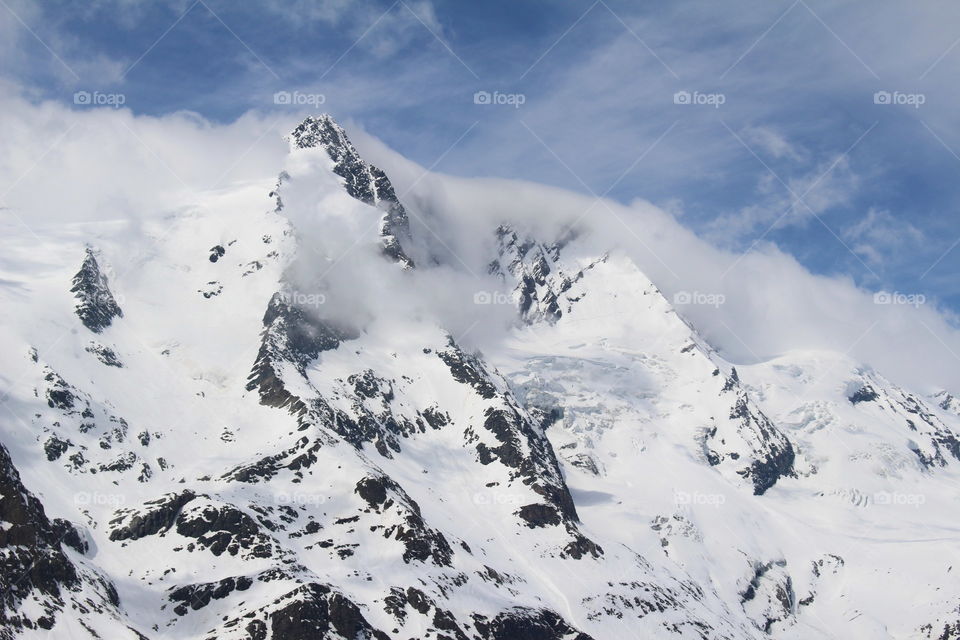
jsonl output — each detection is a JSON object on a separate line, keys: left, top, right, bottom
{"left": 0, "top": 114, "right": 958, "bottom": 640}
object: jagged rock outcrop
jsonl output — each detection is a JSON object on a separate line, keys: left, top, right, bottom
{"left": 739, "top": 559, "right": 795, "bottom": 633}
{"left": 714, "top": 368, "right": 796, "bottom": 495}
{"left": 473, "top": 607, "right": 595, "bottom": 640}
{"left": 212, "top": 583, "right": 390, "bottom": 640}
{"left": 291, "top": 114, "right": 414, "bottom": 268}
{"left": 70, "top": 247, "right": 122, "bottom": 333}
{"left": 246, "top": 290, "right": 352, "bottom": 416}
{"left": 495, "top": 226, "right": 796, "bottom": 496}
{"left": 3, "top": 113, "right": 960, "bottom": 640}
{"left": 489, "top": 225, "right": 603, "bottom": 324}
{"left": 0, "top": 442, "right": 122, "bottom": 637}
{"left": 848, "top": 371, "right": 960, "bottom": 469}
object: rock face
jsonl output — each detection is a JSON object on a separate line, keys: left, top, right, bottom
{"left": 213, "top": 583, "right": 391, "bottom": 640}
{"left": 2, "top": 114, "right": 960, "bottom": 639}
{"left": 108, "top": 490, "right": 197, "bottom": 541}
{"left": 290, "top": 114, "right": 414, "bottom": 268}
{"left": 246, "top": 290, "right": 352, "bottom": 416}
{"left": 70, "top": 248, "right": 123, "bottom": 333}
{"left": 0, "top": 442, "right": 80, "bottom": 634}
{"left": 473, "top": 607, "right": 596, "bottom": 640}
{"left": 0, "top": 442, "right": 126, "bottom": 638}
{"left": 848, "top": 372, "right": 960, "bottom": 469}
{"left": 497, "top": 226, "right": 796, "bottom": 497}
{"left": 489, "top": 225, "right": 602, "bottom": 324}
{"left": 715, "top": 369, "right": 796, "bottom": 495}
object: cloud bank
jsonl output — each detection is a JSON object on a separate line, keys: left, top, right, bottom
{"left": 2, "top": 90, "right": 958, "bottom": 393}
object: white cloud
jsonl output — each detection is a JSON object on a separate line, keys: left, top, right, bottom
{"left": 264, "top": 0, "right": 445, "bottom": 58}
{"left": 741, "top": 126, "right": 804, "bottom": 162}
{"left": 0, "top": 89, "right": 291, "bottom": 228}
{"left": 704, "top": 153, "right": 861, "bottom": 245}
{"left": 844, "top": 207, "right": 925, "bottom": 266}
{"left": 351, "top": 124, "right": 960, "bottom": 393}
{"left": 0, "top": 83, "right": 958, "bottom": 395}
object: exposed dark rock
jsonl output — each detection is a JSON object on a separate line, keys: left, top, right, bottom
{"left": 849, "top": 385, "right": 880, "bottom": 404}
{"left": 222, "top": 436, "right": 328, "bottom": 483}
{"left": 473, "top": 607, "right": 594, "bottom": 640}
{"left": 44, "top": 370, "right": 77, "bottom": 411}
{"left": 720, "top": 377, "right": 796, "bottom": 495}
{"left": 246, "top": 291, "right": 352, "bottom": 413}
{"left": 71, "top": 248, "right": 122, "bottom": 333}
{"left": 174, "top": 501, "right": 276, "bottom": 558}
{"left": 477, "top": 405, "right": 580, "bottom": 524}
{"left": 44, "top": 436, "right": 70, "bottom": 461}
{"left": 85, "top": 342, "right": 123, "bottom": 367}
{"left": 168, "top": 575, "right": 253, "bottom": 615}
{"left": 355, "top": 475, "right": 392, "bottom": 509}
{"left": 489, "top": 225, "right": 601, "bottom": 324}
{"left": 516, "top": 503, "right": 562, "bottom": 528}
{"left": 0, "top": 441, "right": 87, "bottom": 633}
{"left": 198, "top": 281, "right": 223, "bottom": 298}
{"left": 582, "top": 578, "right": 690, "bottom": 626}
{"left": 354, "top": 475, "right": 453, "bottom": 566}
{"left": 383, "top": 586, "right": 470, "bottom": 639}
{"left": 740, "top": 559, "right": 795, "bottom": 633}
{"left": 567, "top": 452, "right": 600, "bottom": 476}
{"left": 436, "top": 338, "right": 498, "bottom": 399}
{"left": 99, "top": 451, "right": 138, "bottom": 473}
{"left": 420, "top": 405, "right": 450, "bottom": 430}
{"left": 108, "top": 490, "right": 197, "bottom": 541}
{"left": 213, "top": 583, "right": 390, "bottom": 640}
{"left": 290, "top": 115, "right": 414, "bottom": 268}
{"left": 242, "top": 260, "right": 263, "bottom": 277}
{"left": 919, "top": 609, "right": 960, "bottom": 640}
{"left": 348, "top": 369, "right": 393, "bottom": 401}
{"left": 562, "top": 532, "right": 604, "bottom": 560}
{"left": 894, "top": 393, "right": 960, "bottom": 466}
{"left": 208, "top": 245, "right": 226, "bottom": 262}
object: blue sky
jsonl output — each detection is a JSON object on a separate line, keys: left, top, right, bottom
{"left": 3, "top": 0, "right": 959, "bottom": 313}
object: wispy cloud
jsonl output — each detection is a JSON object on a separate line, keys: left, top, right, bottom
{"left": 844, "top": 207, "right": 925, "bottom": 266}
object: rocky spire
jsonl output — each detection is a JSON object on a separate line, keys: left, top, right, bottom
{"left": 70, "top": 248, "right": 123, "bottom": 333}
{"left": 290, "top": 114, "right": 414, "bottom": 268}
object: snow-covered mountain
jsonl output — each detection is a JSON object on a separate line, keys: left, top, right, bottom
{"left": 1, "top": 114, "right": 958, "bottom": 640}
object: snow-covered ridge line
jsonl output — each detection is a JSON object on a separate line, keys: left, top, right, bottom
{"left": 0, "top": 114, "right": 958, "bottom": 639}
{"left": 290, "top": 114, "right": 414, "bottom": 269}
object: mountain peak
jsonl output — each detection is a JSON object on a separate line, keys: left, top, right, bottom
{"left": 289, "top": 113, "right": 347, "bottom": 151}
{"left": 287, "top": 114, "right": 414, "bottom": 268}
{"left": 70, "top": 247, "right": 123, "bottom": 333}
